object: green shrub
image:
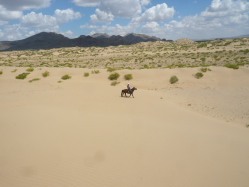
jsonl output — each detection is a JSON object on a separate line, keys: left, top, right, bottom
{"left": 61, "top": 74, "right": 71, "bottom": 80}
{"left": 224, "top": 64, "right": 239, "bottom": 69}
{"left": 111, "top": 81, "right": 120, "bottom": 86}
{"left": 84, "top": 72, "right": 89, "bottom": 77}
{"left": 107, "top": 67, "right": 116, "bottom": 72}
{"left": 195, "top": 72, "right": 204, "bottom": 79}
{"left": 26, "top": 67, "right": 34, "bottom": 72}
{"left": 0, "top": 71, "right": 2, "bottom": 75}
{"left": 200, "top": 67, "right": 211, "bottom": 72}
{"left": 91, "top": 70, "right": 100, "bottom": 74}
{"left": 170, "top": 75, "right": 179, "bottom": 84}
{"left": 124, "top": 74, "right": 133, "bottom": 80}
{"left": 42, "top": 71, "right": 50, "bottom": 77}
{"left": 29, "top": 78, "right": 40, "bottom": 83}
{"left": 108, "top": 72, "right": 120, "bottom": 80}
{"left": 16, "top": 73, "right": 30, "bottom": 79}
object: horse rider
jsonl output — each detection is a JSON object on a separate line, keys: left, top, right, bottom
{"left": 127, "top": 83, "right": 131, "bottom": 94}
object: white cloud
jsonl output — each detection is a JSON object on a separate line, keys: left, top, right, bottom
{"left": 136, "top": 3, "right": 175, "bottom": 22}
{"left": 55, "top": 9, "right": 82, "bottom": 23}
{"left": 161, "top": 0, "right": 249, "bottom": 40}
{"left": 0, "top": 5, "right": 23, "bottom": 22}
{"left": 100, "top": 0, "right": 142, "bottom": 18}
{"left": 21, "top": 12, "right": 58, "bottom": 30}
{"left": 0, "top": 0, "right": 51, "bottom": 10}
{"left": 72, "top": 0, "right": 100, "bottom": 7}
{"left": 21, "top": 9, "right": 81, "bottom": 30}
{"left": 90, "top": 9, "right": 114, "bottom": 23}
{"left": 142, "top": 21, "right": 160, "bottom": 33}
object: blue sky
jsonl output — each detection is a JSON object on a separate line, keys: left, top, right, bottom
{"left": 0, "top": 0, "right": 249, "bottom": 41}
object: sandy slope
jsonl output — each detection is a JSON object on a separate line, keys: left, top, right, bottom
{"left": 0, "top": 66, "right": 249, "bottom": 187}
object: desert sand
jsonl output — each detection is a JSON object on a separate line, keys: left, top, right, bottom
{"left": 0, "top": 66, "right": 249, "bottom": 187}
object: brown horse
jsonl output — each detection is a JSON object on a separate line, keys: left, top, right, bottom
{"left": 121, "top": 87, "right": 137, "bottom": 98}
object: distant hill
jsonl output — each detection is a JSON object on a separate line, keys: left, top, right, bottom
{"left": 0, "top": 32, "right": 162, "bottom": 51}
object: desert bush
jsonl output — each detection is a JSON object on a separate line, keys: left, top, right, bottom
{"left": 61, "top": 74, "right": 71, "bottom": 80}
{"left": 16, "top": 73, "right": 29, "bottom": 79}
{"left": 91, "top": 70, "right": 100, "bottom": 74}
{"left": 84, "top": 72, "right": 89, "bottom": 77}
{"left": 111, "top": 81, "right": 120, "bottom": 86}
{"left": 124, "top": 74, "right": 133, "bottom": 80}
{"left": 0, "top": 71, "right": 2, "bottom": 75}
{"left": 170, "top": 75, "right": 179, "bottom": 84}
{"left": 195, "top": 72, "right": 204, "bottom": 79}
{"left": 42, "top": 71, "right": 50, "bottom": 77}
{"left": 200, "top": 67, "right": 211, "bottom": 72}
{"left": 108, "top": 72, "right": 120, "bottom": 80}
{"left": 29, "top": 78, "right": 40, "bottom": 83}
{"left": 224, "top": 64, "right": 239, "bottom": 69}
{"left": 26, "top": 67, "right": 34, "bottom": 72}
{"left": 11, "top": 69, "right": 17, "bottom": 73}
{"left": 107, "top": 67, "right": 116, "bottom": 72}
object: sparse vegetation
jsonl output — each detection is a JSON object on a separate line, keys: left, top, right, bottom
{"left": 29, "top": 78, "right": 40, "bottom": 83}
{"left": 91, "top": 70, "right": 100, "bottom": 74}
{"left": 108, "top": 72, "right": 120, "bottom": 80}
{"left": 170, "top": 75, "right": 179, "bottom": 84}
{"left": 16, "top": 73, "right": 29, "bottom": 79}
{"left": 0, "top": 71, "right": 2, "bottom": 75}
{"left": 84, "top": 72, "right": 89, "bottom": 77}
{"left": 200, "top": 67, "right": 211, "bottom": 72}
{"left": 111, "top": 81, "right": 120, "bottom": 86}
{"left": 124, "top": 74, "right": 133, "bottom": 80}
{"left": 11, "top": 69, "right": 17, "bottom": 73}
{"left": 42, "top": 71, "right": 50, "bottom": 77}
{"left": 246, "top": 124, "right": 249, "bottom": 128}
{"left": 195, "top": 72, "right": 204, "bottom": 79}
{"left": 26, "top": 67, "right": 34, "bottom": 72}
{"left": 224, "top": 64, "right": 239, "bottom": 69}
{"left": 61, "top": 74, "right": 71, "bottom": 80}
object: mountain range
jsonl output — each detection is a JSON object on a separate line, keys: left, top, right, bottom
{"left": 0, "top": 32, "right": 165, "bottom": 51}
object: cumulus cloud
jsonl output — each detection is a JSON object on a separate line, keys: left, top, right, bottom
{"left": 90, "top": 8, "right": 114, "bottom": 23}
{"left": 161, "top": 0, "right": 249, "bottom": 40}
{"left": 73, "top": 0, "right": 148, "bottom": 18}
{"left": 142, "top": 21, "right": 160, "bottom": 33}
{"left": 21, "top": 9, "right": 81, "bottom": 29}
{"left": 137, "top": 3, "right": 175, "bottom": 22}
{"left": 21, "top": 12, "right": 58, "bottom": 30}
{"left": 55, "top": 9, "right": 82, "bottom": 23}
{"left": 0, "top": 0, "right": 51, "bottom": 10}
{"left": 0, "top": 5, "right": 23, "bottom": 21}
{"left": 72, "top": 0, "right": 100, "bottom": 7}
{"left": 99, "top": 0, "right": 142, "bottom": 18}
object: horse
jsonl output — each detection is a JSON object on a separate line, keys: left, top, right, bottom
{"left": 121, "top": 87, "right": 137, "bottom": 98}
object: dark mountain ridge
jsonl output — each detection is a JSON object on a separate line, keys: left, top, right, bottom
{"left": 0, "top": 32, "right": 162, "bottom": 51}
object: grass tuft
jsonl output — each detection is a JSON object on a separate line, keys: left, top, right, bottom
{"left": 26, "top": 67, "right": 34, "bottom": 72}
{"left": 111, "top": 81, "right": 120, "bottom": 86}
{"left": 170, "top": 75, "right": 179, "bottom": 84}
{"left": 195, "top": 72, "right": 204, "bottom": 79}
{"left": 84, "top": 72, "right": 89, "bottom": 77}
{"left": 224, "top": 64, "right": 239, "bottom": 69}
{"left": 0, "top": 71, "right": 2, "bottom": 75}
{"left": 124, "top": 74, "right": 133, "bottom": 80}
{"left": 108, "top": 72, "right": 120, "bottom": 80}
{"left": 42, "top": 71, "right": 50, "bottom": 77}
{"left": 16, "top": 73, "right": 29, "bottom": 79}
{"left": 61, "top": 74, "right": 71, "bottom": 80}
{"left": 29, "top": 78, "right": 40, "bottom": 83}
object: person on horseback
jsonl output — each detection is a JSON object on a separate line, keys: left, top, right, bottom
{"left": 127, "top": 83, "right": 131, "bottom": 94}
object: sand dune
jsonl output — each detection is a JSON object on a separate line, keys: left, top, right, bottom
{"left": 0, "top": 66, "right": 249, "bottom": 187}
